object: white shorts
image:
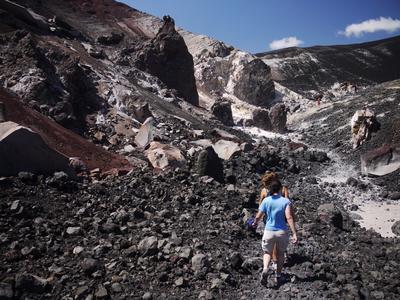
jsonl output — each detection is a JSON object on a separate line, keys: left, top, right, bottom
{"left": 262, "top": 230, "right": 289, "bottom": 254}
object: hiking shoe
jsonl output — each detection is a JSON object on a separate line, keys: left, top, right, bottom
{"left": 260, "top": 270, "right": 269, "bottom": 286}
{"left": 274, "top": 274, "right": 285, "bottom": 287}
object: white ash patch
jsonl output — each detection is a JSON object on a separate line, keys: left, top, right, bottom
{"left": 235, "top": 126, "right": 289, "bottom": 142}
{"left": 355, "top": 202, "right": 400, "bottom": 238}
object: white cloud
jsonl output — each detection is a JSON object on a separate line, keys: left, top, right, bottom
{"left": 340, "top": 17, "right": 400, "bottom": 37}
{"left": 269, "top": 37, "right": 304, "bottom": 50}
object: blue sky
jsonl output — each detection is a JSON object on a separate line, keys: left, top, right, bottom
{"left": 122, "top": 0, "right": 400, "bottom": 53}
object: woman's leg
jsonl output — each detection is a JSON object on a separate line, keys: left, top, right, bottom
{"left": 272, "top": 244, "right": 278, "bottom": 263}
{"left": 263, "top": 251, "right": 272, "bottom": 271}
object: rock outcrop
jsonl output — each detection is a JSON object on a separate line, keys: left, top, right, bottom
{"left": 0, "top": 102, "right": 5, "bottom": 122}
{"left": 134, "top": 16, "right": 199, "bottom": 106}
{"left": 351, "top": 109, "right": 379, "bottom": 149}
{"left": 180, "top": 31, "right": 275, "bottom": 108}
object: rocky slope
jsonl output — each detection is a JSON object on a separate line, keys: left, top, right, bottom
{"left": 257, "top": 36, "right": 400, "bottom": 98}
{"left": 1, "top": 135, "right": 400, "bottom": 299}
{"left": 287, "top": 79, "right": 400, "bottom": 194}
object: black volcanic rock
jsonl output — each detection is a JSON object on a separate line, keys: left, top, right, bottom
{"left": 269, "top": 103, "right": 287, "bottom": 133}
{"left": 211, "top": 101, "right": 234, "bottom": 126}
{"left": 231, "top": 58, "right": 275, "bottom": 107}
{"left": 134, "top": 17, "right": 199, "bottom": 106}
{"left": 196, "top": 146, "right": 224, "bottom": 182}
{"left": 252, "top": 108, "right": 272, "bottom": 131}
{"left": 317, "top": 204, "right": 343, "bottom": 229}
{"left": 97, "top": 32, "right": 124, "bottom": 45}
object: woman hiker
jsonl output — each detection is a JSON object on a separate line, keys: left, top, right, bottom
{"left": 253, "top": 180, "right": 298, "bottom": 286}
{"left": 259, "top": 171, "right": 289, "bottom": 266}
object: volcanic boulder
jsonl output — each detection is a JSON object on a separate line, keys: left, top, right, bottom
{"left": 196, "top": 146, "right": 224, "bottom": 182}
{"left": 269, "top": 103, "right": 287, "bottom": 133}
{"left": 134, "top": 117, "right": 155, "bottom": 148}
{"left": 251, "top": 108, "right": 272, "bottom": 131}
{"left": 97, "top": 32, "right": 124, "bottom": 45}
{"left": 212, "top": 140, "right": 241, "bottom": 160}
{"left": 15, "top": 273, "right": 50, "bottom": 293}
{"left": 211, "top": 101, "right": 234, "bottom": 126}
{"left": 134, "top": 16, "right": 199, "bottom": 106}
{"left": 182, "top": 32, "right": 275, "bottom": 107}
{"left": 361, "top": 144, "right": 400, "bottom": 176}
{"left": 317, "top": 203, "right": 343, "bottom": 229}
{"left": 0, "top": 121, "right": 74, "bottom": 176}
{"left": 145, "top": 142, "right": 186, "bottom": 170}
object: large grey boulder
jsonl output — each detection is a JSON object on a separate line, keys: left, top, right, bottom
{"left": 145, "top": 142, "right": 186, "bottom": 170}
{"left": 138, "top": 236, "right": 158, "bottom": 256}
{"left": 0, "top": 102, "right": 5, "bottom": 122}
{"left": 231, "top": 58, "right": 275, "bottom": 107}
{"left": 212, "top": 140, "right": 241, "bottom": 160}
{"left": 0, "top": 282, "right": 13, "bottom": 299}
{"left": 0, "top": 121, "right": 74, "bottom": 176}
{"left": 361, "top": 144, "right": 400, "bottom": 176}
{"left": 15, "top": 273, "right": 49, "bottom": 293}
{"left": 134, "top": 117, "right": 155, "bottom": 149}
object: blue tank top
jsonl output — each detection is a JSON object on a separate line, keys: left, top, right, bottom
{"left": 259, "top": 194, "right": 291, "bottom": 231}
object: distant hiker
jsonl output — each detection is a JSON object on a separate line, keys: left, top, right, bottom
{"left": 315, "top": 94, "right": 322, "bottom": 106}
{"left": 253, "top": 180, "right": 298, "bottom": 287}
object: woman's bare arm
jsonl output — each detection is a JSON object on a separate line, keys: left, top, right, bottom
{"left": 259, "top": 188, "right": 267, "bottom": 205}
{"left": 253, "top": 211, "right": 264, "bottom": 227}
{"left": 285, "top": 205, "right": 298, "bottom": 244}
{"left": 282, "top": 186, "right": 289, "bottom": 198}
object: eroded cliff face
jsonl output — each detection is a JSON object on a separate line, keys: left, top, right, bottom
{"left": 0, "top": 0, "right": 206, "bottom": 145}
